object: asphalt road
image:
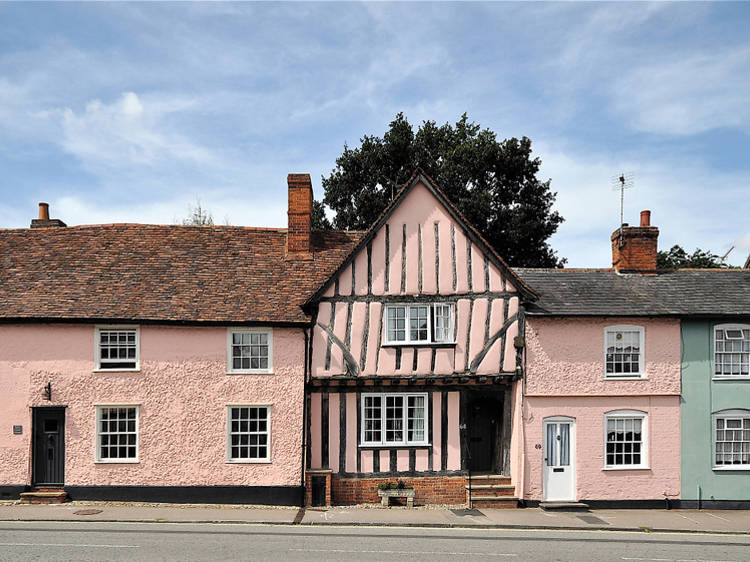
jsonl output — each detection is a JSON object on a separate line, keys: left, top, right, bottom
{"left": 0, "top": 522, "right": 748, "bottom": 561}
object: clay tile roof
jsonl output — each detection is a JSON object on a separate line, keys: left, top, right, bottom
{"left": 0, "top": 224, "right": 362, "bottom": 324}
{"left": 514, "top": 267, "right": 750, "bottom": 317}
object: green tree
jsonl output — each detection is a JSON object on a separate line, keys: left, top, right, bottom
{"left": 316, "top": 113, "right": 565, "bottom": 267}
{"left": 657, "top": 245, "right": 731, "bottom": 269}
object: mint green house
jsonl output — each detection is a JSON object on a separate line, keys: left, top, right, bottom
{"left": 681, "top": 280, "right": 750, "bottom": 507}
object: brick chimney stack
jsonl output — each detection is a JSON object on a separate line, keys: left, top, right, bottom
{"left": 31, "top": 202, "right": 67, "bottom": 228}
{"left": 287, "top": 174, "right": 313, "bottom": 259}
{"left": 611, "top": 210, "right": 659, "bottom": 273}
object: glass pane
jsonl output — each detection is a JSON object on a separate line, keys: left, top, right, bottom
{"left": 546, "top": 423, "right": 557, "bottom": 467}
{"left": 559, "top": 423, "right": 570, "bottom": 466}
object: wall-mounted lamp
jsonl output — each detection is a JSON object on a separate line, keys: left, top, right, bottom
{"left": 43, "top": 382, "right": 52, "bottom": 401}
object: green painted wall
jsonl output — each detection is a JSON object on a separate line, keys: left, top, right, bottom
{"left": 681, "top": 320, "right": 750, "bottom": 500}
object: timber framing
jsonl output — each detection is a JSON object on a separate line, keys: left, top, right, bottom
{"left": 303, "top": 169, "right": 538, "bottom": 308}
{"left": 309, "top": 373, "right": 517, "bottom": 390}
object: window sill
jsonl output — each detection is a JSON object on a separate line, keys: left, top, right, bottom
{"left": 381, "top": 343, "right": 456, "bottom": 348}
{"left": 602, "top": 466, "right": 650, "bottom": 471}
{"left": 226, "top": 459, "right": 272, "bottom": 464}
{"left": 94, "top": 368, "right": 141, "bottom": 373}
{"left": 712, "top": 466, "right": 750, "bottom": 471}
{"left": 359, "top": 443, "right": 431, "bottom": 449}
{"left": 226, "top": 371, "right": 274, "bottom": 376}
{"left": 95, "top": 460, "right": 140, "bottom": 464}
{"left": 603, "top": 375, "right": 646, "bottom": 381}
{"left": 712, "top": 376, "right": 750, "bottom": 381}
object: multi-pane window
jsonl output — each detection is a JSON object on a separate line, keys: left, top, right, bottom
{"left": 361, "top": 393, "right": 428, "bottom": 446}
{"left": 228, "top": 329, "right": 272, "bottom": 373}
{"left": 96, "top": 327, "right": 139, "bottom": 370}
{"left": 227, "top": 406, "right": 270, "bottom": 462}
{"left": 605, "top": 411, "right": 647, "bottom": 468}
{"left": 605, "top": 326, "right": 644, "bottom": 378}
{"left": 96, "top": 406, "right": 138, "bottom": 462}
{"left": 384, "top": 304, "right": 454, "bottom": 344}
{"left": 714, "top": 411, "right": 750, "bottom": 467}
{"left": 714, "top": 325, "right": 750, "bottom": 377}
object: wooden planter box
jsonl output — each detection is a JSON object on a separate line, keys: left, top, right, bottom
{"left": 377, "top": 488, "right": 415, "bottom": 507}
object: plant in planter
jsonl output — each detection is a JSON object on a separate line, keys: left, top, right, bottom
{"left": 377, "top": 480, "right": 415, "bottom": 507}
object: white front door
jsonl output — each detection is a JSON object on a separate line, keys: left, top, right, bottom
{"left": 542, "top": 418, "right": 575, "bottom": 502}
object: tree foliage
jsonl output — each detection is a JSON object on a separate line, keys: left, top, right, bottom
{"left": 316, "top": 113, "right": 565, "bottom": 267}
{"left": 657, "top": 245, "right": 731, "bottom": 269}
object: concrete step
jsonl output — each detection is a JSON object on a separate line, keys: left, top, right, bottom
{"left": 19, "top": 490, "right": 68, "bottom": 505}
{"left": 471, "top": 496, "right": 519, "bottom": 509}
{"left": 539, "top": 501, "right": 589, "bottom": 512}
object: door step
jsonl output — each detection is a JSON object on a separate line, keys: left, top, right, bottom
{"left": 539, "top": 501, "right": 589, "bottom": 512}
{"left": 19, "top": 489, "right": 68, "bottom": 504}
{"left": 465, "top": 484, "right": 516, "bottom": 497}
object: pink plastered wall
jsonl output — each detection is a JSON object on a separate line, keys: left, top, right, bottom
{"left": 522, "top": 395, "right": 681, "bottom": 500}
{"left": 0, "top": 324, "right": 304, "bottom": 487}
{"left": 525, "top": 317, "right": 681, "bottom": 396}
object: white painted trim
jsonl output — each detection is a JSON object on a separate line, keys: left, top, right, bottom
{"left": 94, "top": 325, "right": 140, "bottom": 372}
{"left": 382, "top": 303, "right": 456, "bottom": 345}
{"left": 360, "top": 392, "right": 429, "bottom": 447}
{"left": 603, "top": 409, "right": 648, "bottom": 469}
{"left": 226, "top": 328, "right": 274, "bottom": 374}
{"left": 94, "top": 404, "right": 140, "bottom": 464}
{"left": 713, "top": 324, "right": 750, "bottom": 379}
{"left": 226, "top": 404, "right": 272, "bottom": 463}
{"left": 603, "top": 325, "right": 645, "bottom": 379}
{"left": 712, "top": 409, "right": 750, "bottom": 470}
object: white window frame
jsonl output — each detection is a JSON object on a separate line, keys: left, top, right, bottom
{"left": 227, "top": 328, "right": 273, "bottom": 374}
{"left": 94, "top": 326, "right": 140, "bottom": 372}
{"left": 95, "top": 404, "right": 140, "bottom": 463}
{"left": 359, "top": 392, "right": 429, "bottom": 447}
{"left": 713, "top": 409, "right": 750, "bottom": 470}
{"left": 226, "top": 404, "right": 272, "bottom": 463}
{"left": 713, "top": 324, "right": 750, "bottom": 380}
{"left": 604, "top": 325, "right": 645, "bottom": 379}
{"left": 603, "top": 410, "right": 648, "bottom": 470}
{"left": 383, "top": 303, "right": 455, "bottom": 345}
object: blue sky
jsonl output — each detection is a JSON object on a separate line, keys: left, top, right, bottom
{"left": 1, "top": 2, "right": 749, "bottom": 267}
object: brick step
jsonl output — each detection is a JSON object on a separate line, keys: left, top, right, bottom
{"left": 466, "top": 484, "right": 516, "bottom": 497}
{"left": 19, "top": 490, "right": 68, "bottom": 505}
{"left": 471, "top": 496, "right": 519, "bottom": 509}
{"left": 468, "top": 474, "right": 512, "bottom": 486}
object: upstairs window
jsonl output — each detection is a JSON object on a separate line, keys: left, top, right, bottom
{"left": 227, "top": 328, "right": 273, "bottom": 374}
{"left": 605, "top": 326, "right": 644, "bottom": 378}
{"left": 96, "top": 327, "right": 139, "bottom": 370}
{"left": 384, "top": 304, "right": 454, "bottom": 345}
{"left": 715, "top": 325, "right": 750, "bottom": 378}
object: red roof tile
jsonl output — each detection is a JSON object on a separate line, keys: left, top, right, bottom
{"left": 0, "top": 224, "right": 362, "bottom": 324}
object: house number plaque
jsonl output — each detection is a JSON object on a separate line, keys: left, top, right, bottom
{"left": 12, "top": 425, "right": 22, "bottom": 435}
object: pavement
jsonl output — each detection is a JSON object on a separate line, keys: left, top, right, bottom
{"left": 1, "top": 501, "right": 750, "bottom": 535}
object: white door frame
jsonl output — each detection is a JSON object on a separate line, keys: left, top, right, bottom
{"left": 542, "top": 416, "right": 576, "bottom": 502}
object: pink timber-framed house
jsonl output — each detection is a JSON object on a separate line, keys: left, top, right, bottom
{"left": 303, "top": 170, "right": 537, "bottom": 507}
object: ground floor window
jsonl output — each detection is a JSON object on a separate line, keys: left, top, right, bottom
{"left": 604, "top": 410, "right": 647, "bottom": 468}
{"left": 96, "top": 405, "right": 138, "bottom": 462}
{"left": 714, "top": 410, "right": 750, "bottom": 468}
{"left": 227, "top": 405, "right": 271, "bottom": 462}
{"left": 361, "top": 393, "right": 428, "bottom": 446}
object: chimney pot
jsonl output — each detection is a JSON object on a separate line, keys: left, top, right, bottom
{"left": 39, "top": 202, "right": 49, "bottom": 221}
{"left": 640, "top": 210, "right": 651, "bottom": 227}
{"left": 31, "top": 202, "right": 66, "bottom": 228}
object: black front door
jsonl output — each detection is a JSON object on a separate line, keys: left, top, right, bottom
{"left": 32, "top": 408, "right": 65, "bottom": 486}
{"left": 468, "top": 396, "right": 502, "bottom": 472}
